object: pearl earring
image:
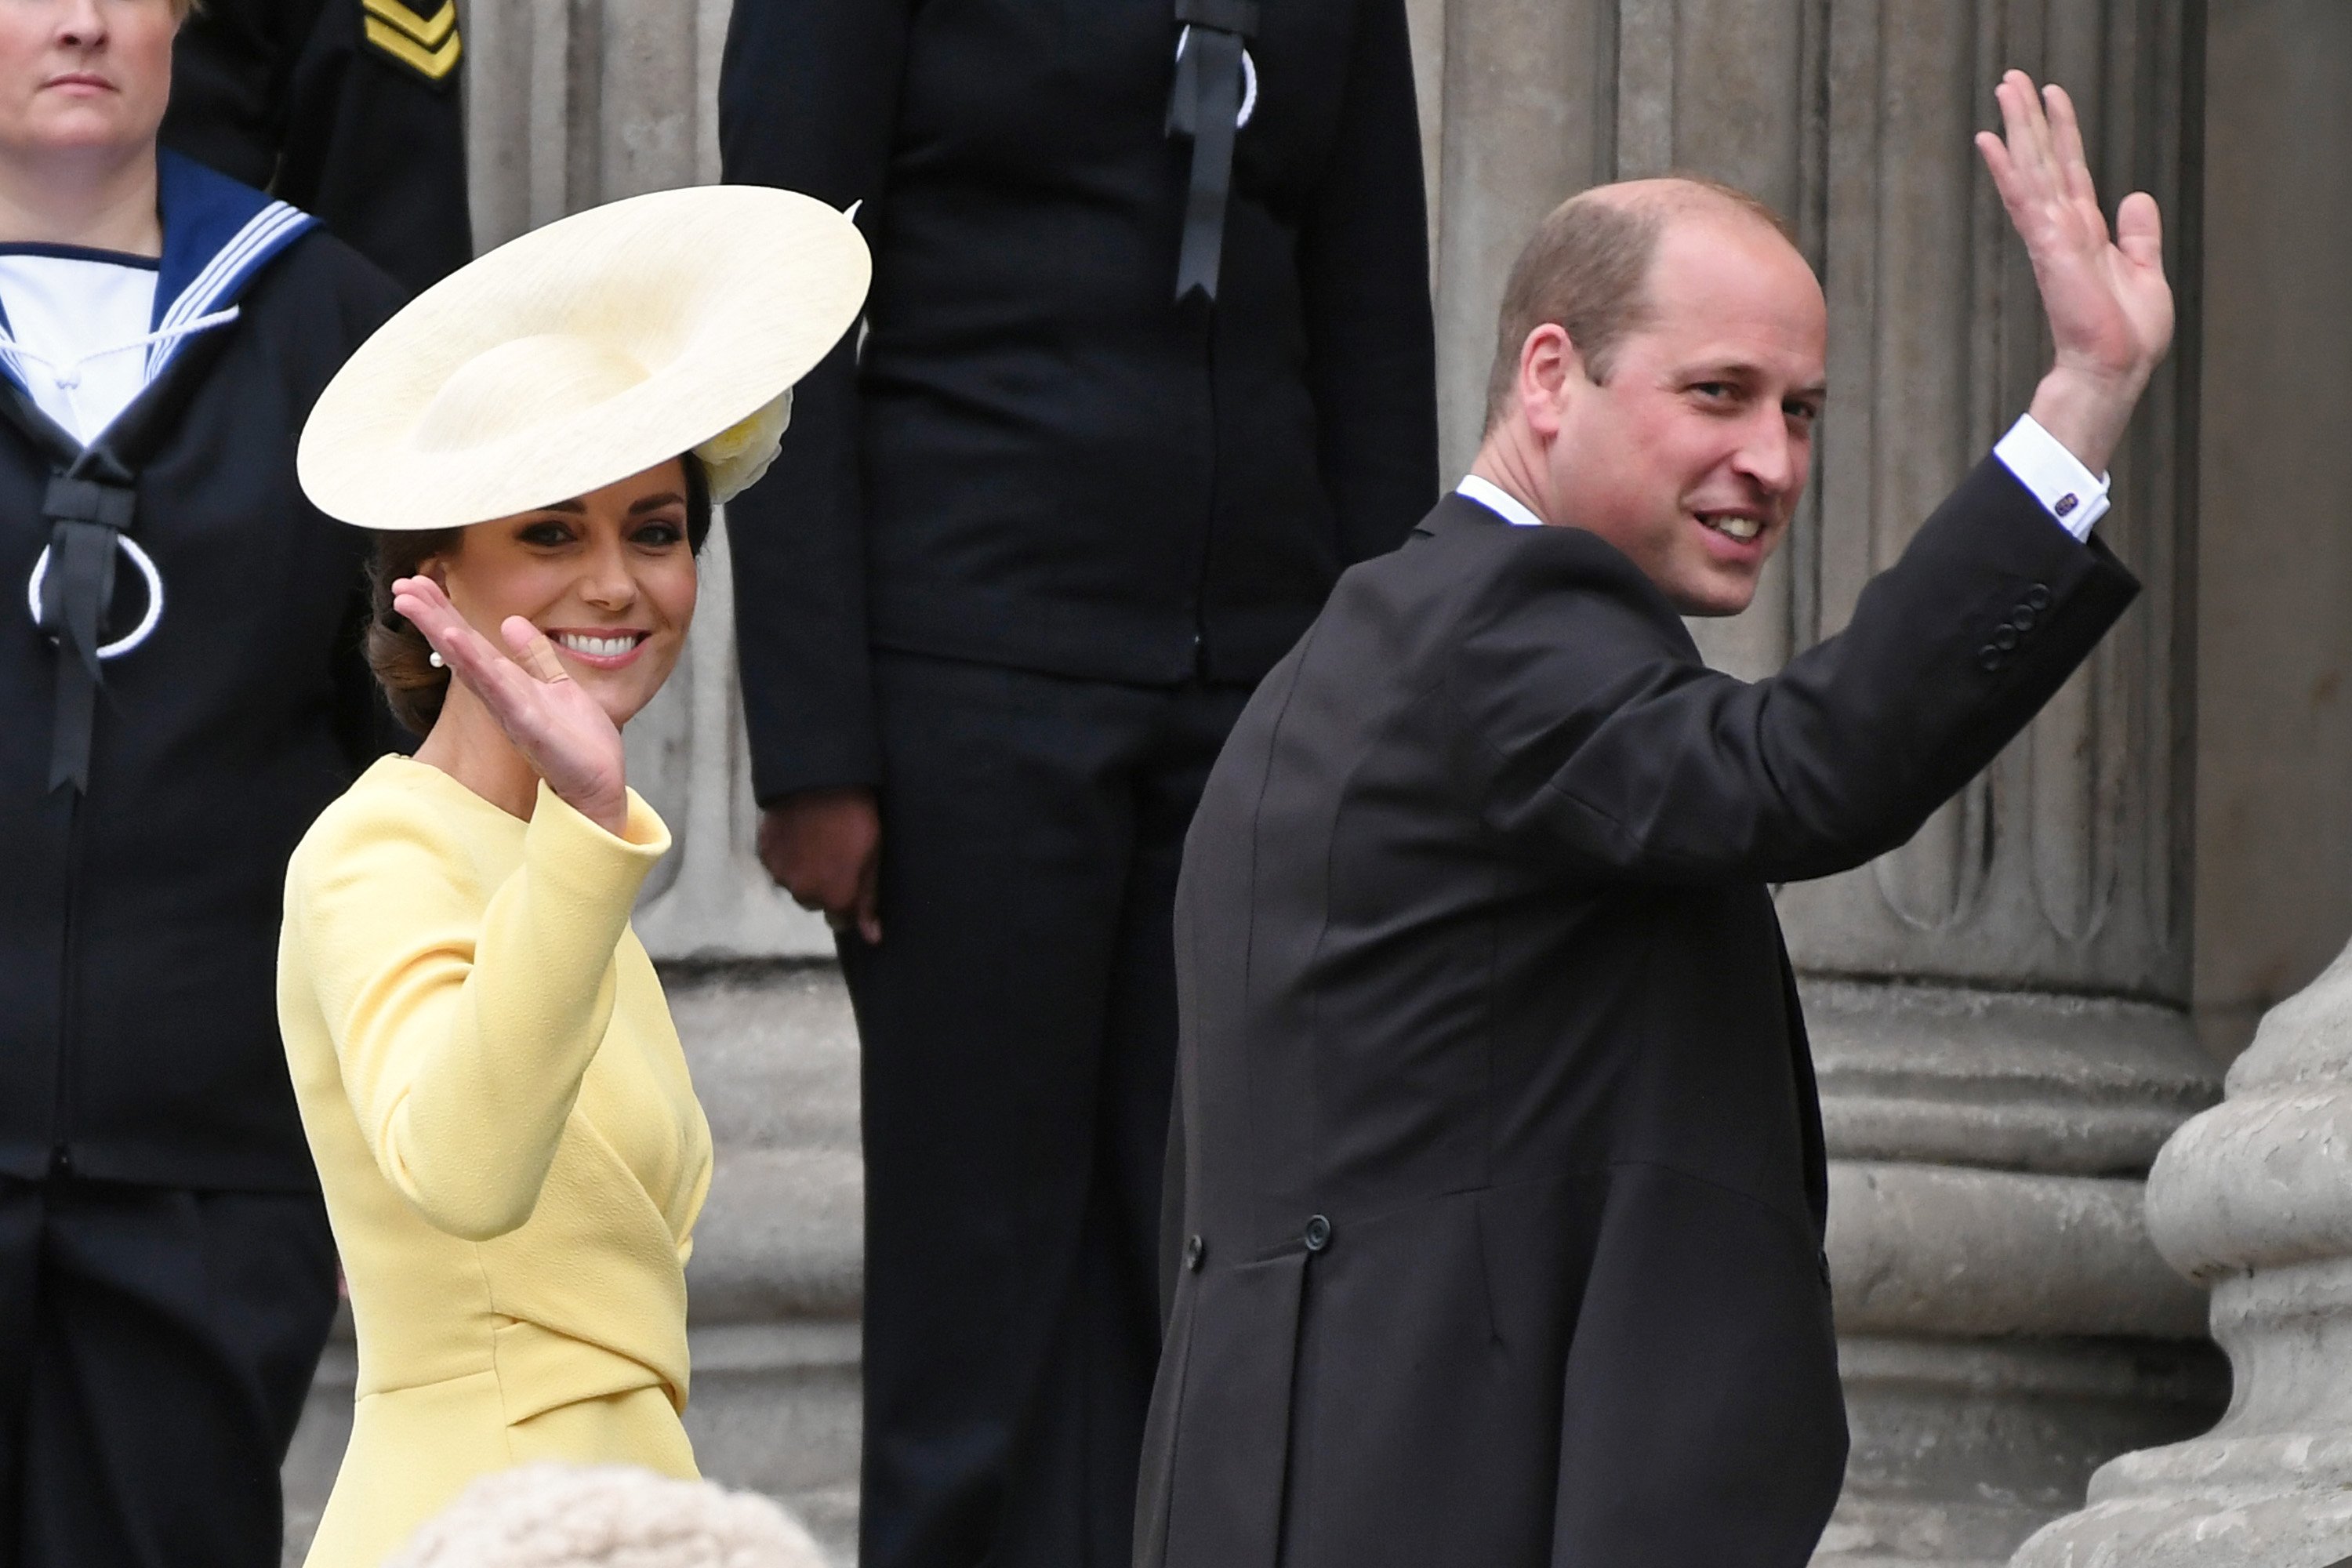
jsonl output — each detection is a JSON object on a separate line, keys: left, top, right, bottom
{"left": 428, "top": 651, "right": 445, "bottom": 669}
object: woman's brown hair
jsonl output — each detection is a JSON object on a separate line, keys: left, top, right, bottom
{"left": 364, "top": 456, "right": 713, "bottom": 738}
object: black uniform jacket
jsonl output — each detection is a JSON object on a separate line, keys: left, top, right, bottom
{"left": 1138, "top": 458, "right": 2141, "bottom": 1568}
{"left": 164, "top": 0, "right": 471, "bottom": 295}
{"left": 0, "top": 155, "right": 405, "bottom": 1192}
{"left": 718, "top": 0, "right": 1438, "bottom": 799}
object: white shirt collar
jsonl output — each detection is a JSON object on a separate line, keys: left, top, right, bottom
{"left": 1455, "top": 473, "right": 1548, "bottom": 530}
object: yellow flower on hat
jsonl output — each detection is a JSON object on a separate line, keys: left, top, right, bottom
{"left": 695, "top": 390, "right": 793, "bottom": 503}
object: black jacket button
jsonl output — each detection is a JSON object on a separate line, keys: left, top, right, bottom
{"left": 2025, "top": 583, "right": 2053, "bottom": 609}
{"left": 1302, "top": 1214, "right": 1332, "bottom": 1252}
{"left": 1993, "top": 626, "right": 2020, "bottom": 651}
{"left": 1184, "top": 1234, "right": 1206, "bottom": 1272}
{"left": 2010, "top": 605, "right": 2036, "bottom": 633}
{"left": 1977, "top": 645, "right": 2003, "bottom": 671}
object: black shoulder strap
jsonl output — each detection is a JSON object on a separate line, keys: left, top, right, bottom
{"left": 1166, "top": 0, "right": 1258, "bottom": 303}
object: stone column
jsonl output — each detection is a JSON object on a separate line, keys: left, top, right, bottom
{"left": 1413, "top": 2, "right": 2223, "bottom": 1563}
{"left": 281, "top": 6, "right": 867, "bottom": 1560}
{"left": 2007, "top": 4, "right": 2352, "bottom": 1563}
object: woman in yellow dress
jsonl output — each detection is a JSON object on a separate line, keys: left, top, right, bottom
{"left": 276, "top": 186, "right": 867, "bottom": 1568}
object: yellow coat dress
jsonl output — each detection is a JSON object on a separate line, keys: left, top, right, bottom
{"left": 278, "top": 756, "right": 713, "bottom": 1568}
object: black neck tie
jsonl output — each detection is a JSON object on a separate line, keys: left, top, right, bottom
{"left": 34, "top": 474, "right": 136, "bottom": 793}
{"left": 1168, "top": 0, "right": 1258, "bottom": 303}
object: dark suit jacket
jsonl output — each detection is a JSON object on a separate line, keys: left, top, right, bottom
{"left": 1136, "top": 458, "right": 2140, "bottom": 1568}
{"left": 717, "top": 0, "right": 1437, "bottom": 800}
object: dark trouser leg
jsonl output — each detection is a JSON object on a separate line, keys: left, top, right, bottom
{"left": 849, "top": 655, "right": 1244, "bottom": 1568}
{"left": 0, "top": 1178, "right": 336, "bottom": 1568}
{"left": 994, "top": 678, "right": 1247, "bottom": 1568}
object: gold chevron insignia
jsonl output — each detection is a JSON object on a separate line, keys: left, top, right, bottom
{"left": 361, "top": 0, "right": 461, "bottom": 81}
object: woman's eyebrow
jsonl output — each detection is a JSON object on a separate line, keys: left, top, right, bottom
{"left": 626, "top": 492, "right": 688, "bottom": 515}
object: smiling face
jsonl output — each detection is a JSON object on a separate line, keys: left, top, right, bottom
{"left": 1530, "top": 206, "right": 1828, "bottom": 615}
{"left": 0, "top": 0, "right": 177, "bottom": 165}
{"left": 427, "top": 460, "right": 699, "bottom": 729}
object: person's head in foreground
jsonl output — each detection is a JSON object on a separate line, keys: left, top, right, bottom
{"left": 1473, "top": 71, "right": 2167, "bottom": 620}
{"left": 382, "top": 1463, "right": 828, "bottom": 1568}
{"left": 297, "top": 184, "right": 869, "bottom": 829}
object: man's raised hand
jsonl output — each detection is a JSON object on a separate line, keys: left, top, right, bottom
{"left": 394, "top": 575, "right": 631, "bottom": 836}
{"left": 1976, "top": 69, "right": 2173, "bottom": 474}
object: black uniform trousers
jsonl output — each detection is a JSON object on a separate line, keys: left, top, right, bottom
{"left": 0, "top": 1177, "right": 336, "bottom": 1568}
{"left": 842, "top": 651, "right": 1250, "bottom": 1568}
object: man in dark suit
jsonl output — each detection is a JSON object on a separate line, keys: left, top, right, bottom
{"left": 717, "top": 3, "right": 1436, "bottom": 1566}
{"left": 1138, "top": 71, "right": 2173, "bottom": 1568}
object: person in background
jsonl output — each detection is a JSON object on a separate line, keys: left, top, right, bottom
{"left": 720, "top": 3, "right": 1437, "bottom": 1566}
{"left": 162, "top": 0, "right": 470, "bottom": 295}
{"left": 0, "top": 0, "right": 409, "bottom": 1562}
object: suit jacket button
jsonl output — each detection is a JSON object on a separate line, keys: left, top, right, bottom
{"left": 1185, "top": 1234, "right": 1206, "bottom": 1272}
{"left": 2025, "top": 583, "right": 2053, "bottom": 609}
{"left": 1994, "top": 626, "right": 2020, "bottom": 651}
{"left": 1977, "top": 644, "right": 2003, "bottom": 671}
{"left": 2010, "top": 605, "right": 2037, "bottom": 632}
{"left": 1302, "top": 1214, "right": 1332, "bottom": 1252}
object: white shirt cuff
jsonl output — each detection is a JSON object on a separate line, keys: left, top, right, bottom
{"left": 1993, "top": 415, "right": 2109, "bottom": 541}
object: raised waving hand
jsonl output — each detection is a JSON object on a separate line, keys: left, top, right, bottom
{"left": 394, "top": 574, "right": 631, "bottom": 836}
{"left": 1976, "top": 69, "right": 2173, "bottom": 474}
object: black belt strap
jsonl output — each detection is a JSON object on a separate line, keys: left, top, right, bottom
{"left": 34, "top": 475, "right": 136, "bottom": 792}
{"left": 1167, "top": 0, "right": 1258, "bottom": 303}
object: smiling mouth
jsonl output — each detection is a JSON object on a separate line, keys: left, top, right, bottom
{"left": 1697, "top": 512, "right": 1765, "bottom": 543}
{"left": 551, "top": 630, "right": 648, "bottom": 661}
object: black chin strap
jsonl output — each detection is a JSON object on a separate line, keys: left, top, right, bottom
{"left": 34, "top": 474, "right": 136, "bottom": 793}
{"left": 1167, "top": 0, "right": 1258, "bottom": 303}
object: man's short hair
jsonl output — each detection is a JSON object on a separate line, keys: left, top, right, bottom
{"left": 1481, "top": 175, "right": 1795, "bottom": 432}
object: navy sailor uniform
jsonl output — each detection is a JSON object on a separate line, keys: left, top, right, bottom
{"left": 0, "top": 151, "right": 406, "bottom": 1568}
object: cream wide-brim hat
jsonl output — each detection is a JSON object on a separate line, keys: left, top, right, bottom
{"left": 297, "top": 183, "right": 870, "bottom": 532}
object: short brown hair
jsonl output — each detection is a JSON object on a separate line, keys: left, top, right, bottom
{"left": 1482, "top": 176, "right": 1795, "bottom": 431}
{"left": 363, "top": 456, "right": 714, "bottom": 738}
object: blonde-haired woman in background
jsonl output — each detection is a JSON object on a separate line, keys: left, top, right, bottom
{"left": 277, "top": 187, "right": 866, "bottom": 1568}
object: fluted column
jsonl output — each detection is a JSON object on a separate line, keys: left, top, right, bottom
{"left": 2008, "top": 4, "right": 2352, "bottom": 1563}
{"left": 1414, "top": 2, "right": 2220, "bottom": 1562}
{"left": 281, "top": 6, "right": 866, "bottom": 1560}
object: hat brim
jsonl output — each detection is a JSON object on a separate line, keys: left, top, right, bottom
{"left": 297, "top": 185, "right": 869, "bottom": 532}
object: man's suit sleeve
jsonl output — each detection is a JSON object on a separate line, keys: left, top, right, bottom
{"left": 718, "top": 0, "right": 910, "bottom": 801}
{"left": 162, "top": 0, "right": 472, "bottom": 296}
{"left": 1450, "top": 458, "right": 2141, "bottom": 884}
{"left": 1295, "top": 0, "right": 1439, "bottom": 566}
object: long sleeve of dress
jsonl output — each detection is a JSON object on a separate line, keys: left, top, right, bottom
{"left": 287, "top": 780, "right": 670, "bottom": 1240}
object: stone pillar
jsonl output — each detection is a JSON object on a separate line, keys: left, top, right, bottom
{"left": 280, "top": 6, "right": 867, "bottom": 1560}
{"left": 1414, "top": 2, "right": 2223, "bottom": 1563}
{"left": 2007, "top": 5, "right": 2352, "bottom": 1563}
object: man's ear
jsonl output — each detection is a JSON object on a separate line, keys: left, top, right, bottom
{"left": 1516, "top": 323, "right": 1582, "bottom": 438}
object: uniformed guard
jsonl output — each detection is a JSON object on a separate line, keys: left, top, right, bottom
{"left": 0, "top": 0, "right": 408, "bottom": 1562}
{"left": 162, "top": 0, "right": 469, "bottom": 294}
{"left": 719, "top": 3, "right": 1439, "bottom": 1565}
